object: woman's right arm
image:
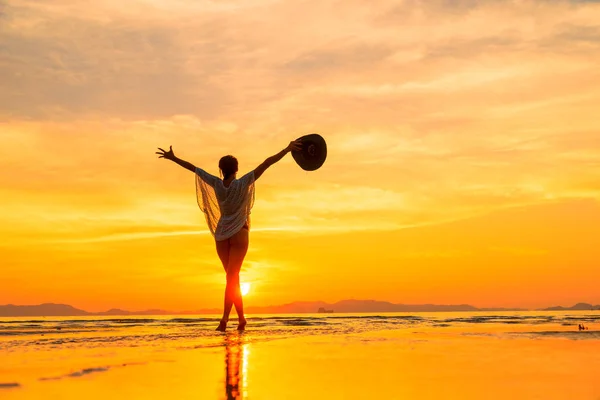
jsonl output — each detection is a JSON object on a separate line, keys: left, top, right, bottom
{"left": 156, "top": 146, "right": 196, "bottom": 173}
{"left": 254, "top": 140, "right": 302, "bottom": 180}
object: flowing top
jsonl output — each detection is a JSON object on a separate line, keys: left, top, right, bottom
{"left": 195, "top": 167, "right": 255, "bottom": 241}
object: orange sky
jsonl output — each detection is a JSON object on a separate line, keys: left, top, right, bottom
{"left": 1, "top": 0, "right": 600, "bottom": 311}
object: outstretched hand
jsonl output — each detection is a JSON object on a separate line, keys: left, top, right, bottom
{"left": 286, "top": 140, "right": 302, "bottom": 152}
{"left": 156, "top": 146, "right": 176, "bottom": 161}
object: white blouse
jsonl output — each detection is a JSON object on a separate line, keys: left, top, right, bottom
{"left": 195, "top": 167, "right": 255, "bottom": 241}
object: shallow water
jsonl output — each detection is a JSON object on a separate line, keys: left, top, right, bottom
{"left": 2, "top": 311, "right": 599, "bottom": 349}
{"left": 1, "top": 311, "right": 599, "bottom": 399}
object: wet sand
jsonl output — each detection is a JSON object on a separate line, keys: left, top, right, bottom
{"left": 2, "top": 314, "right": 600, "bottom": 399}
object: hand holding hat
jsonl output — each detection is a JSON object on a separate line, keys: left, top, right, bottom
{"left": 286, "top": 140, "right": 303, "bottom": 153}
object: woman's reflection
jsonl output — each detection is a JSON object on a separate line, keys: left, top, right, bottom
{"left": 225, "top": 333, "right": 249, "bottom": 400}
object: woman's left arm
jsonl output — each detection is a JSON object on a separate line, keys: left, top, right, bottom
{"left": 254, "top": 140, "right": 302, "bottom": 180}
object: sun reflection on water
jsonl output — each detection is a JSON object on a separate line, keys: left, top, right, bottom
{"left": 224, "top": 333, "right": 249, "bottom": 400}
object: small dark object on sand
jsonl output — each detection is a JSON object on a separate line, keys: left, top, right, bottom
{"left": 0, "top": 382, "right": 20, "bottom": 389}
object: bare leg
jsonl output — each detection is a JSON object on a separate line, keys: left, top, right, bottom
{"left": 215, "top": 228, "right": 249, "bottom": 331}
{"left": 216, "top": 238, "right": 231, "bottom": 331}
{"left": 227, "top": 228, "right": 249, "bottom": 330}
{"left": 223, "top": 272, "right": 241, "bottom": 324}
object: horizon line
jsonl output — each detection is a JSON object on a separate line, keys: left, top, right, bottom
{"left": 2, "top": 299, "right": 599, "bottom": 314}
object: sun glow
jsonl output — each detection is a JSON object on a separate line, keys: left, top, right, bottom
{"left": 241, "top": 283, "right": 251, "bottom": 296}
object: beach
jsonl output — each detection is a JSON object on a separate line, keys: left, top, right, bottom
{"left": 2, "top": 312, "right": 599, "bottom": 399}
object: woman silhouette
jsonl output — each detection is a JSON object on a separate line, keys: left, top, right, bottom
{"left": 156, "top": 140, "right": 301, "bottom": 331}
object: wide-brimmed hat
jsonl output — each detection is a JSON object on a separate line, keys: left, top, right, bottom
{"left": 292, "top": 133, "right": 327, "bottom": 171}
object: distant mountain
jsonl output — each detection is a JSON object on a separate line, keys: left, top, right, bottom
{"left": 2, "top": 300, "right": 584, "bottom": 317}
{"left": 94, "top": 308, "right": 134, "bottom": 316}
{"left": 0, "top": 303, "right": 170, "bottom": 317}
{"left": 243, "top": 300, "right": 481, "bottom": 314}
{"left": 542, "top": 303, "right": 600, "bottom": 311}
{"left": 191, "top": 300, "right": 522, "bottom": 314}
{"left": 94, "top": 308, "right": 170, "bottom": 316}
{"left": 0, "top": 303, "right": 88, "bottom": 317}
{"left": 246, "top": 301, "right": 332, "bottom": 314}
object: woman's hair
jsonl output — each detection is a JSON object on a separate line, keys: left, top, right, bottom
{"left": 219, "top": 155, "right": 238, "bottom": 180}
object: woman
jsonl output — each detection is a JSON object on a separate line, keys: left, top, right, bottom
{"left": 156, "top": 140, "right": 302, "bottom": 331}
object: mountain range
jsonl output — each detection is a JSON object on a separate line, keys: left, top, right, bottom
{"left": 542, "top": 302, "right": 600, "bottom": 311}
{"left": 1, "top": 300, "right": 597, "bottom": 316}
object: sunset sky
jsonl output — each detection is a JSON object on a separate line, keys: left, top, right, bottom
{"left": 1, "top": 0, "right": 600, "bottom": 312}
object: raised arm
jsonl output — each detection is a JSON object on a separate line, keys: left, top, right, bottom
{"left": 254, "top": 140, "right": 302, "bottom": 180}
{"left": 156, "top": 145, "right": 196, "bottom": 173}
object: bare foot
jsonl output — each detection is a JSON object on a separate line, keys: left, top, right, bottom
{"left": 216, "top": 319, "right": 228, "bottom": 332}
{"left": 237, "top": 318, "right": 247, "bottom": 331}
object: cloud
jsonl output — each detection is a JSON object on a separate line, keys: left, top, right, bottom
{"left": 1, "top": 0, "right": 600, "bottom": 241}
{"left": 2, "top": 0, "right": 600, "bottom": 128}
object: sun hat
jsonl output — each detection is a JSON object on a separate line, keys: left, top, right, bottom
{"left": 291, "top": 133, "right": 327, "bottom": 171}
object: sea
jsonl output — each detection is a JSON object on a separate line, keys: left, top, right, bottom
{"left": 1, "top": 311, "right": 599, "bottom": 399}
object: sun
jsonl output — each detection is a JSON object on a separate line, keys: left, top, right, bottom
{"left": 241, "top": 282, "right": 251, "bottom": 296}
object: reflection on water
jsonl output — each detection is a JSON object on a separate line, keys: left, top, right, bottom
{"left": 224, "top": 333, "right": 249, "bottom": 400}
